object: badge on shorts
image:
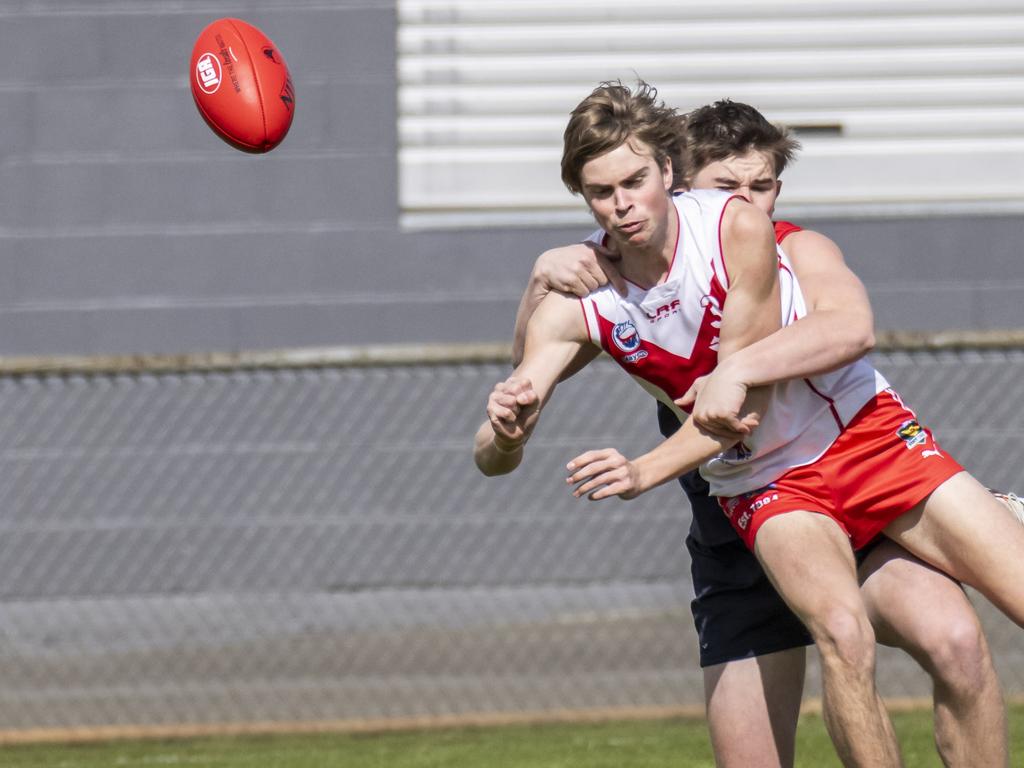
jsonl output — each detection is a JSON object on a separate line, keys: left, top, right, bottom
{"left": 896, "top": 419, "right": 927, "bottom": 449}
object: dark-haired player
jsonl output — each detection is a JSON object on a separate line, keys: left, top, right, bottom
{"left": 482, "top": 87, "right": 1024, "bottom": 767}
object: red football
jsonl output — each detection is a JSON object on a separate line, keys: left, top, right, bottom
{"left": 190, "top": 18, "right": 295, "bottom": 153}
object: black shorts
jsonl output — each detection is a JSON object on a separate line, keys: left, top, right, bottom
{"left": 687, "top": 507, "right": 886, "bottom": 668}
{"left": 688, "top": 532, "right": 813, "bottom": 668}
{"left": 660, "top": 402, "right": 877, "bottom": 668}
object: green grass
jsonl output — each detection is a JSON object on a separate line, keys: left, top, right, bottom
{"left": 3, "top": 704, "right": 1022, "bottom": 767}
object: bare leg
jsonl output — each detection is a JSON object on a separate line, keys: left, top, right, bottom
{"left": 885, "top": 472, "right": 1024, "bottom": 628}
{"left": 859, "top": 540, "right": 1007, "bottom": 767}
{"left": 755, "top": 511, "right": 902, "bottom": 768}
{"left": 704, "top": 649, "right": 806, "bottom": 768}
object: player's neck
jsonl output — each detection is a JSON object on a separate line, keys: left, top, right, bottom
{"left": 619, "top": 247, "right": 670, "bottom": 288}
{"left": 618, "top": 207, "right": 677, "bottom": 288}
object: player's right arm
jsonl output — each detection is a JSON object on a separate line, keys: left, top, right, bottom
{"left": 475, "top": 290, "right": 592, "bottom": 476}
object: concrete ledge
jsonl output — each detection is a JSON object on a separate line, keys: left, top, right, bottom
{"left": 3, "top": 330, "right": 1024, "bottom": 375}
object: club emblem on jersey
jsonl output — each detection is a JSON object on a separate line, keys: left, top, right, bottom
{"left": 611, "top": 320, "right": 641, "bottom": 353}
{"left": 896, "top": 419, "right": 927, "bottom": 449}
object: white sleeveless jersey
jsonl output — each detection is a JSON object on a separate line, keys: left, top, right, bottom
{"left": 579, "top": 189, "right": 889, "bottom": 497}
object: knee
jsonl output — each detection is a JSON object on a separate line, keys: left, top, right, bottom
{"left": 810, "top": 606, "right": 877, "bottom": 673}
{"left": 921, "top": 615, "right": 993, "bottom": 694}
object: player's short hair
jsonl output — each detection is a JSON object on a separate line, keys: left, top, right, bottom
{"left": 561, "top": 80, "right": 687, "bottom": 194}
{"left": 683, "top": 100, "right": 801, "bottom": 182}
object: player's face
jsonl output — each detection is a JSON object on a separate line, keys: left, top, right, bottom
{"left": 579, "top": 140, "right": 674, "bottom": 251}
{"left": 690, "top": 150, "right": 782, "bottom": 217}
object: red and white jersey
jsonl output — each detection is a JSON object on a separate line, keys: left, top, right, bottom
{"left": 579, "top": 189, "right": 889, "bottom": 497}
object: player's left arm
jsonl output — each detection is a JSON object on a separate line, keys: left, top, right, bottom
{"left": 566, "top": 413, "right": 752, "bottom": 500}
{"left": 714, "top": 198, "right": 784, "bottom": 360}
{"left": 681, "top": 228, "right": 875, "bottom": 436}
{"left": 667, "top": 197, "right": 781, "bottom": 439}
{"left": 719, "top": 229, "right": 874, "bottom": 382}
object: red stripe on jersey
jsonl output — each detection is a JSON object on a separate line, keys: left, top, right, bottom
{"left": 773, "top": 220, "right": 802, "bottom": 244}
{"left": 580, "top": 298, "right": 593, "bottom": 340}
{"left": 777, "top": 261, "right": 799, "bottom": 321}
{"left": 594, "top": 298, "right": 723, "bottom": 407}
{"left": 803, "top": 377, "right": 843, "bottom": 430}
{"left": 664, "top": 198, "right": 682, "bottom": 276}
{"left": 714, "top": 195, "right": 745, "bottom": 290}
{"left": 707, "top": 272, "right": 728, "bottom": 327}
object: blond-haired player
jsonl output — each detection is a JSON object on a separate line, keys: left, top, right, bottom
{"left": 476, "top": 83, "right": 1024, "bottom": 767}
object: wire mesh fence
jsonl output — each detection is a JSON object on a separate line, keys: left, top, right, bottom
{"left": 0, "top": 346, "right": 1020, "bottom": 735}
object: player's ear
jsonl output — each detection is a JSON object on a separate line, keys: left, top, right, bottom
{"left": 661, "top": 157, "right": 674, "bottom": 192}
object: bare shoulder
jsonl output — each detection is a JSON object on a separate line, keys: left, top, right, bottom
{"left": 784, "top": 228, "right": 871, "bottom": 315}
{"left": 783, "top": 228, "right": 845, "bottom": 265}
{"left": 722, "top": 196, "right": 775, "bottom": 240}
{"left": 720, "top": 198, "right": 778, "bottom": 285}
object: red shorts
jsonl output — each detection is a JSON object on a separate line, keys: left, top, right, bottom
{"left": 718, "top": 389, "right": 963, "bottom": 551}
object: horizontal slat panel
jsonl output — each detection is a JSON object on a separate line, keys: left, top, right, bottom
{"left": 401, "top": 17, "right": 1024, "bottom": 54}
{"left": 402, "top": 47, "right": 1024, "bottom": 86}
{"left": 401, "top": 107, "right": 1024, "bottom": 146}
{"left": 401, "top": 78, "right": 1024, "bottom": 116}
{"left": 400, "top": 0, "right": 1024, "bottom": 24}
{"left": 400, "top": 138, "right": 1024, "bottom": 210}
{"left": 399, "top": 1, "right": 1024, "bottom": 217}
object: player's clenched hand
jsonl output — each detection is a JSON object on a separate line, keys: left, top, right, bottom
{"left": 566, "top": 448, "right": 641, "bottom": 500}
{"left": 676, "top": 372, "right": 759, "bottom": 439}
{"left": 535, "top": 242, "right": 627, "bottom": 298}
{"left": 487, "top": 376, "right": 539, "bottom": 451}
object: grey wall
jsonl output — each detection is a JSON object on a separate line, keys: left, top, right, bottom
{"left": 795, "top": 213, "right": 1024, "bottom": 333}
{"left": 1, "top": 2, "right": 1021, "bottom": 358}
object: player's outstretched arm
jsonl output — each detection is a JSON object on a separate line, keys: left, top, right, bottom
{"left": 511, "top": 243, "right": 626, "bottom": 367}
{"left": 566, "top": 415, "right": 752, "bottom": 500}
{"left": 680, "top": 228, "right": 875, "bottom": 436}
{"left": 474, "top": 375, "right": 539, "bottom": 475}
{"left": 475, "top": 290, "right": 592, "bottom": 476}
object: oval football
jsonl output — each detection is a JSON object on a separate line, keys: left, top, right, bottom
{"left": 190, "top": 18, "right": 295, "bottom": 153}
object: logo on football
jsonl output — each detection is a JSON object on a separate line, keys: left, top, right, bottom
{"left": 189, "top": 18, "right": 295, "bottom": 153}
{"left": 194, "top": 52, "right": 222, "bottom": 95}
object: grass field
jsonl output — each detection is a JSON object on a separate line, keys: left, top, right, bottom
{"left": 3, "top": 704, "right": 1023, "bottom": 768}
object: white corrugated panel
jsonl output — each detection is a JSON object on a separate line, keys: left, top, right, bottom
{"left": 398, "top": 1, "right": 1024, "bottom": 226}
